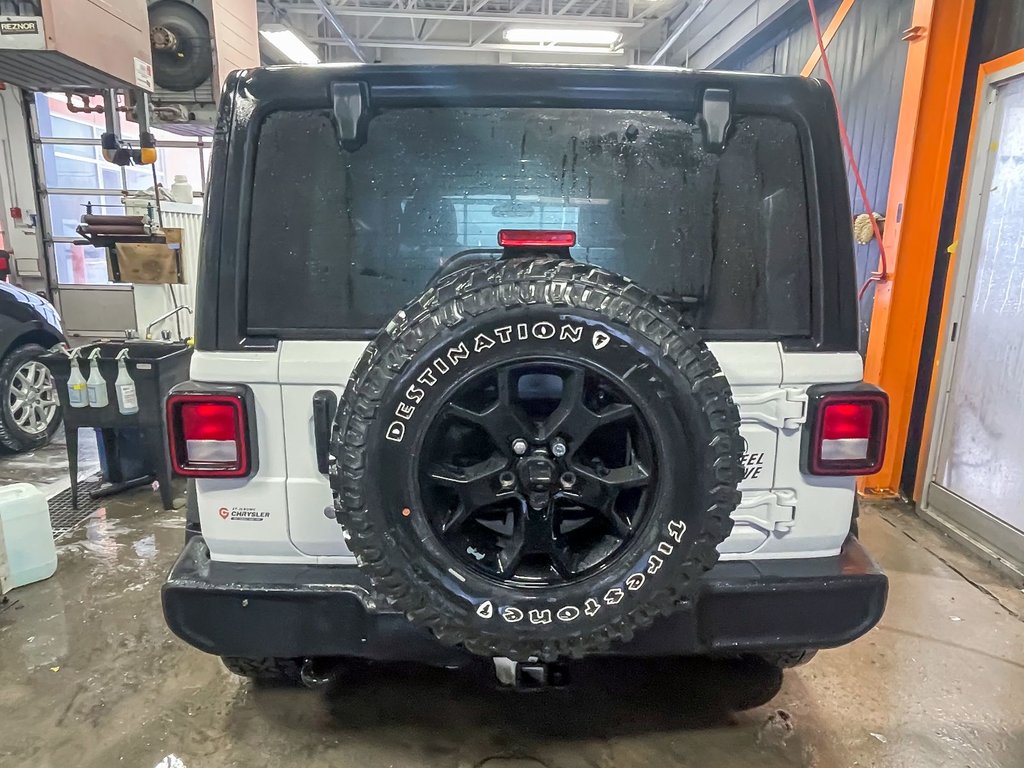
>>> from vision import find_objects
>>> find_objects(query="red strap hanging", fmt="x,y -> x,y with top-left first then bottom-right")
806,0 -> 889,300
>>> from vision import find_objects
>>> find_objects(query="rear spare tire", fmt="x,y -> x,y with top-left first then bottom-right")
331,258 -> 743,660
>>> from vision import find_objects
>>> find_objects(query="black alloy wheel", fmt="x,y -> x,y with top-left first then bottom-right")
419,360 -> 655,586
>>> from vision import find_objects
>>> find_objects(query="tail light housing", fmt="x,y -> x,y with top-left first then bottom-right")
803,386 -> 888,476
167,392 -> 252,477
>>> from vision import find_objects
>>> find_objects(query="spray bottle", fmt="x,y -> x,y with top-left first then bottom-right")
113,348 -> 139,415
66,348 -> 88,408
86,347 -> 109,408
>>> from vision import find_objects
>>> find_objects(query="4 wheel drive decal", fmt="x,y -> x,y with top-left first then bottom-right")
475,519 -> 688,625
386,321 -> 606,443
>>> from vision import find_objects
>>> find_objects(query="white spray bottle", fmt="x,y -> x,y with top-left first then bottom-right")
66,348 -> 88,408
114,348 -> 139,415
86,347 -> 109,408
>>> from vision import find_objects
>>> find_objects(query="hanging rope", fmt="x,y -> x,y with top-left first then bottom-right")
806,0 -> 889,301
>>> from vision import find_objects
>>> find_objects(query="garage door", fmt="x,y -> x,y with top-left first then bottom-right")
923,63 -> 1024,569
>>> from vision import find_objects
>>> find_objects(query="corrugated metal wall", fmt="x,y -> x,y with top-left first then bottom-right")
732,0 -> 914,344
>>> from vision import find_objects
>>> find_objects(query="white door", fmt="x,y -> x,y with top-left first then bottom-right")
279,340 -> 365,559
924,68 -> 1024,567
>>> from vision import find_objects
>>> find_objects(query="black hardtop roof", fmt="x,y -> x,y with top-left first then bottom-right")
229,63 -> 832,118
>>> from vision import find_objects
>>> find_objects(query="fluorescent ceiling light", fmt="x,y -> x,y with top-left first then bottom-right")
503,27 -> 622,46
260,25 -> 320,65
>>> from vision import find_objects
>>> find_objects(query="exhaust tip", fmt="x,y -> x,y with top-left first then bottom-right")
300,657 -> 340,689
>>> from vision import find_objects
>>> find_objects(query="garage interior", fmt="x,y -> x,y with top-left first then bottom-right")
1,1 -> 1023,766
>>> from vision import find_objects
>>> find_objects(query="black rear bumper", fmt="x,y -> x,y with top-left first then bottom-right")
162,536 -> 887,663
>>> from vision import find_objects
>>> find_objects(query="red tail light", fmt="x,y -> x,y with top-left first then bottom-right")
807,391 -> 888,476
167,394 -> 250,477
498,229 -> 576,248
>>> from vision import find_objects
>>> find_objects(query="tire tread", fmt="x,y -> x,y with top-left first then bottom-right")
331,258 -> 742,660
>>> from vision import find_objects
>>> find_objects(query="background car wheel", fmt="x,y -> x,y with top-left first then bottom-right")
0,343 -> 62,454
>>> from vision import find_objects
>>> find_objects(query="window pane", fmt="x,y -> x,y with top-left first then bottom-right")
157,147 -> 203,200
48,194 -> 124,238
35,92 -> 106,140
247,108 -> 811,336
53,242 -> 110,285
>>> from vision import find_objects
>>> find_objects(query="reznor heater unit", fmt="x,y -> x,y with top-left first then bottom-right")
0,0 -> 153,91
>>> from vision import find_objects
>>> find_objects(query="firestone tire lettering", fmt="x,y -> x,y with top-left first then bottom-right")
501,607 -> 524,623
668,520 -> 687,542
603,588 -> 625,605
331,258 -> 742,661
556,606 -> 581,622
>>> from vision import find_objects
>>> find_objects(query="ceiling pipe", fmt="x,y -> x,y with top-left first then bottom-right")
647,0 -> 713,66
311,0 -> 368,62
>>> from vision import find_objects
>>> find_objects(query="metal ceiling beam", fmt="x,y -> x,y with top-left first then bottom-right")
311,0 -> 369,60
612,0 -> 687,53
315,37 -> 628,53
472,21 -> 506,44
419,17 -> 445,39
271,4 -> 646,25
647,0 -> 712,64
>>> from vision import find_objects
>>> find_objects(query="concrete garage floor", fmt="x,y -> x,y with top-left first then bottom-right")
2,476 -> 1023,767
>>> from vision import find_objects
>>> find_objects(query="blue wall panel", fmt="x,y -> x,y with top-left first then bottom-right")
731,0 -> 914,343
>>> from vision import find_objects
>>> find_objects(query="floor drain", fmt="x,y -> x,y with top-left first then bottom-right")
47,474 -> 104,540
476,759 -> 548,768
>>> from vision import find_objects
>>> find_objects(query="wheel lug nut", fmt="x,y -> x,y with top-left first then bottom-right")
511,438 -> 528,456
551,438 -> 567,457
560,471 -> 576,489
499,471 -> 517,489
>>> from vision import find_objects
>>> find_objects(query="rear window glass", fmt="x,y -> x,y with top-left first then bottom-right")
246,107 -> 812,337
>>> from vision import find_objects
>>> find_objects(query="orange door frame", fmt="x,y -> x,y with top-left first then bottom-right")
914,46 -> 1024,501
860,0 -> 976,495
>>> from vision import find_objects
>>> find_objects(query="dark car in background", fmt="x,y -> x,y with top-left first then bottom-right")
0,281 -> 64,452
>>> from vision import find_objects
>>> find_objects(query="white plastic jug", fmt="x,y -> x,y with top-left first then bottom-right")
0,483 -> 57,593
171,174 -> 194,204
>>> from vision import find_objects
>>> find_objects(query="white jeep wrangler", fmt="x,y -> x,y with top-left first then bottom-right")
162,64 -> 888,687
